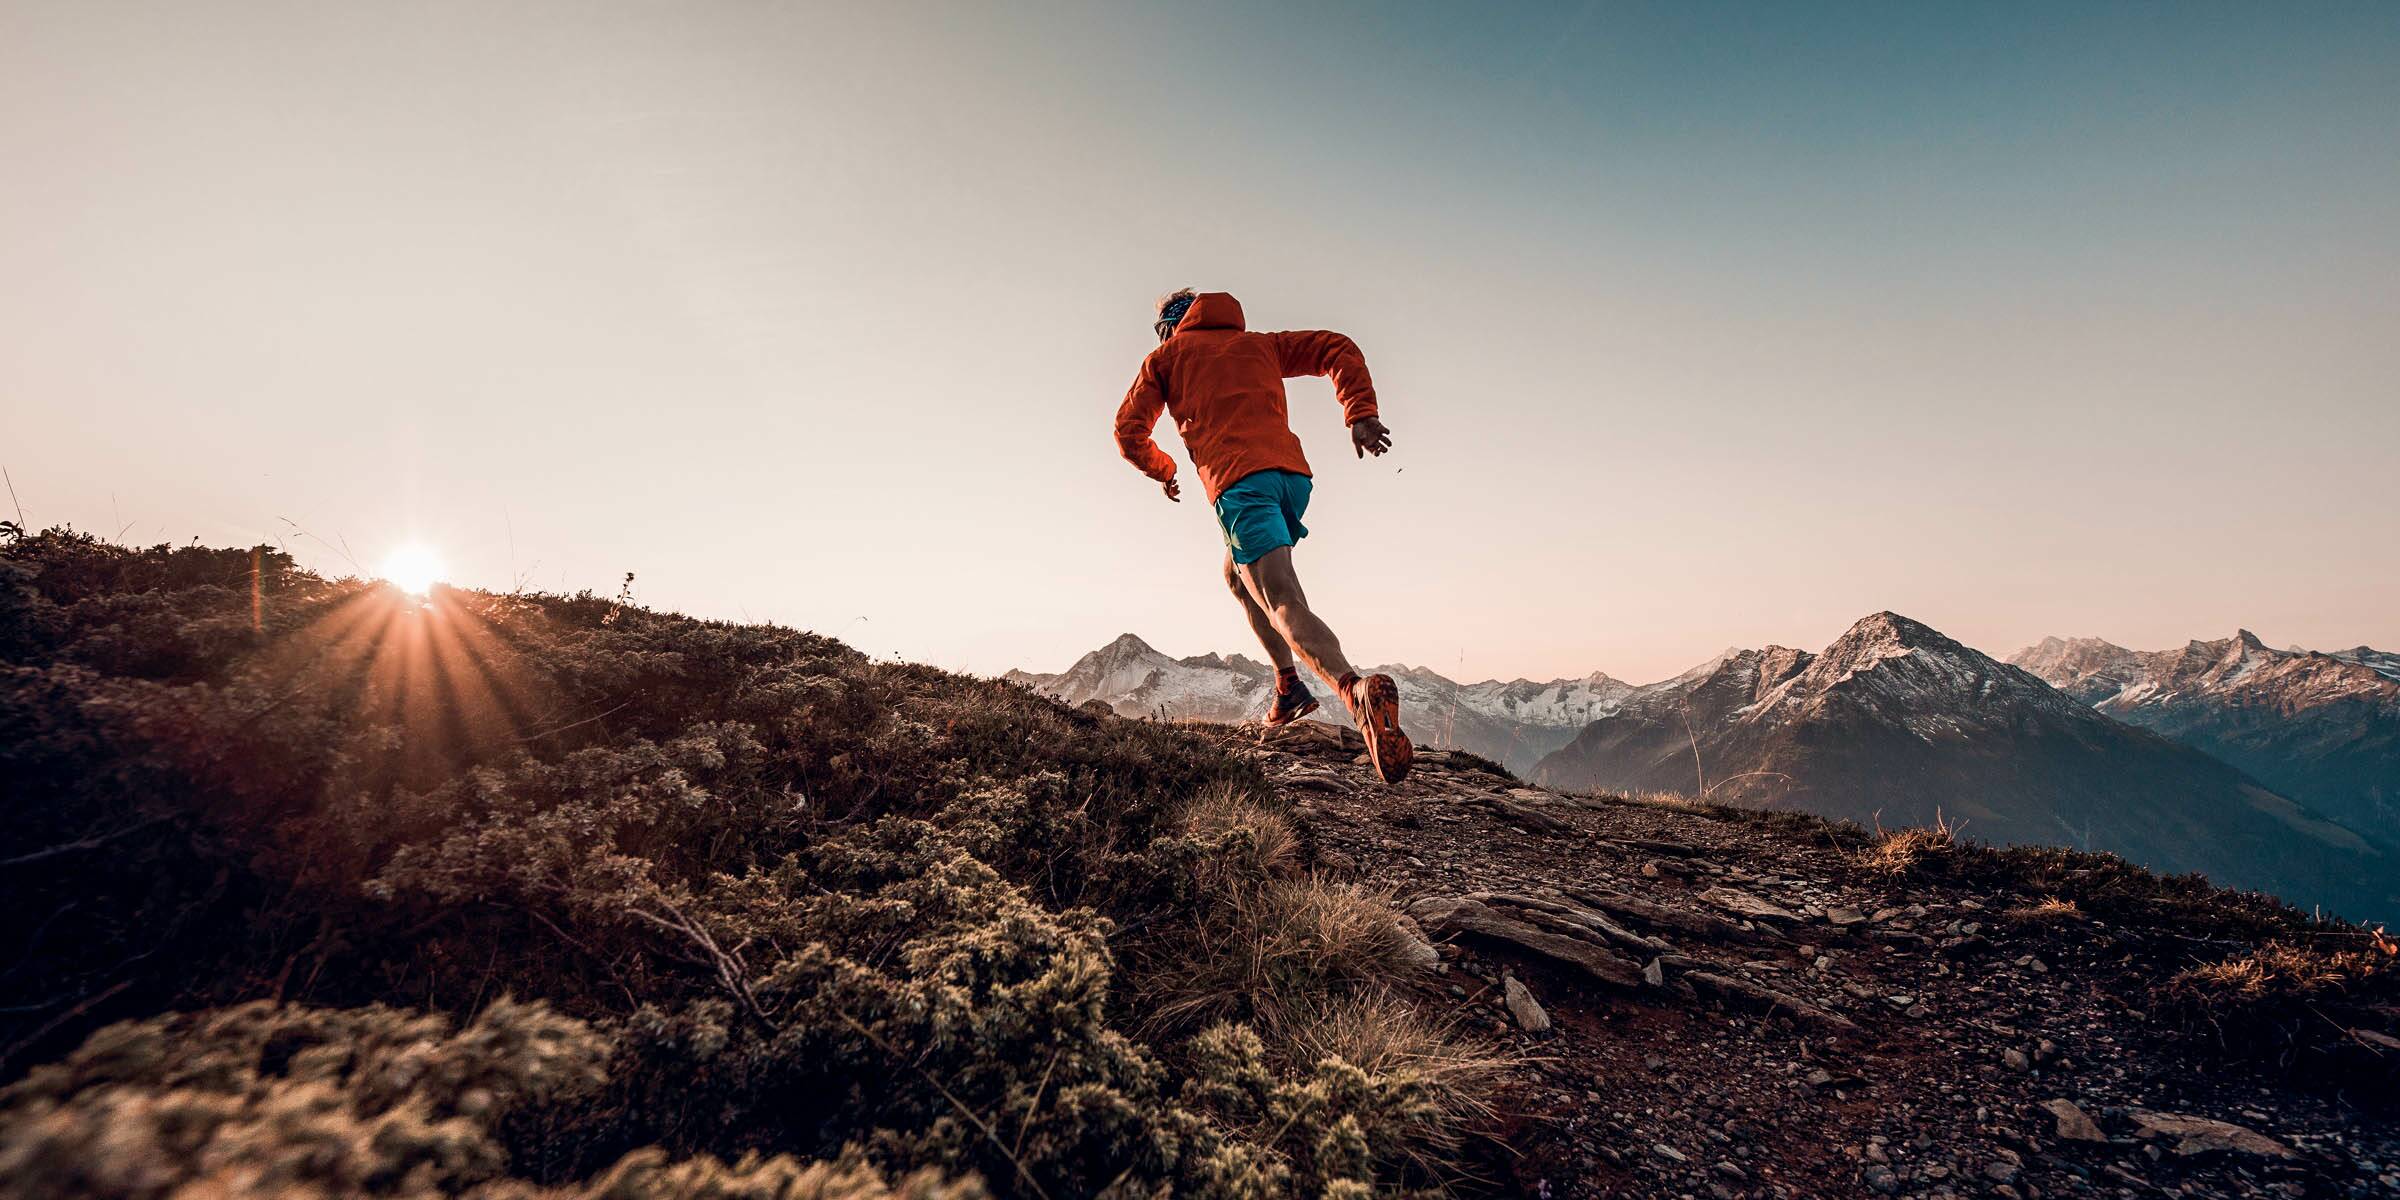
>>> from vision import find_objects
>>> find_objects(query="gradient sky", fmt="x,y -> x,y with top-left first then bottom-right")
5,1 -> 2396,683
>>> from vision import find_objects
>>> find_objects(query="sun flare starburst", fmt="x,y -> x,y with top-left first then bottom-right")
380,542 -> 447,595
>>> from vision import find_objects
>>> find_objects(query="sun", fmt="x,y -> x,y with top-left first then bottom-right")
380,542 -> 447,596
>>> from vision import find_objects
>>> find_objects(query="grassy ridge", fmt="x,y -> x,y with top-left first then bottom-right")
0,530 -> 1493,1198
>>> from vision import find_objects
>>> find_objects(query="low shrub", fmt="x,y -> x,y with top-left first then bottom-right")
0,530 -> 1499,1196
0,998 -> 609,1198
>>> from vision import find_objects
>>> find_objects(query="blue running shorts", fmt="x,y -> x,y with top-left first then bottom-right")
1212,469 -> 1312,565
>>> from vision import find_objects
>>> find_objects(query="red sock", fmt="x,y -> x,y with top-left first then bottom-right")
1276,666 -> 1302,695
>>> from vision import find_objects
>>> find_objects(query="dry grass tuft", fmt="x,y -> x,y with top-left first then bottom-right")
1859,818 -> 1964,878
2168,934 -> 2392,1005
2157,929 -> 2398,1086
1177,780 -> 1300,884
1619,789 -> 1712,814
2003,896 -> 2087,926
1270,991 -> 1509,1163
1274,991 -> 1507,1101
1142,877 -> 1416,1033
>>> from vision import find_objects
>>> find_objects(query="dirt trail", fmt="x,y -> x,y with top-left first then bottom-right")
1221,722 -> 2398,1199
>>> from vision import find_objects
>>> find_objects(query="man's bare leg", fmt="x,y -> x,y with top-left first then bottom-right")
1234,547 -> 1356,689
1238,546 -> 1409,782
1222,555 -> 1296,672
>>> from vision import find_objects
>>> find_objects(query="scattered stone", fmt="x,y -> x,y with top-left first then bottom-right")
1389,932 -> 1443,983
1825,905 -> 1868,926
1653,1144 -> 1689,1163
1503,973 -> 1552,1032
2039,1098 -> 2106,1143
1643,957 -> 1666,986
2002,1048 -> 2031,1072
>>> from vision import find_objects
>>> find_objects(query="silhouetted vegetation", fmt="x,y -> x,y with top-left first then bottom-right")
0,529 -> 1494,1197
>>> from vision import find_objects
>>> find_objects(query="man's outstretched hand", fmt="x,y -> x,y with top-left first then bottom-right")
1351,416 -> 1393,458
1162,478 -> 1182,503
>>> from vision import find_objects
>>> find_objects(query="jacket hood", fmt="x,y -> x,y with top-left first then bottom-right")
1177,292 -> 1246,333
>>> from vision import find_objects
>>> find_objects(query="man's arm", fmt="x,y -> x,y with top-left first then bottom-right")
1114,356 -> 1182,499
1269,330 -> 1389,458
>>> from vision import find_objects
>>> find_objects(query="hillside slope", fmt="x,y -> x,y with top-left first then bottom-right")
4,534 -> 2394,1198
1241,721 -> 2398,1198
1535,614 -> 2399,924
0,531 -> 1496,1197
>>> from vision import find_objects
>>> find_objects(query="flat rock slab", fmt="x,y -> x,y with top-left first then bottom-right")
2129,1110 -> 2296,1159
1410,896 -> 1646,988
1479,795 -> 1575,834
1562,887 -> 1765,945
1472,893 -> 1674,956
1685,970 -> 1863,1039
1698,886 -> 1801,923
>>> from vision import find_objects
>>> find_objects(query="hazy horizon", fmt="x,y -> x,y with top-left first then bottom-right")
7,1 -> 2396,684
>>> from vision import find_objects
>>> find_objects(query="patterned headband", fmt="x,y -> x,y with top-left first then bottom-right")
1158,294 -> 1195,328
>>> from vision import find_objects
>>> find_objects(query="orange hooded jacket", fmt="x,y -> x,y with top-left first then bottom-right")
1114,292 -> 1379,503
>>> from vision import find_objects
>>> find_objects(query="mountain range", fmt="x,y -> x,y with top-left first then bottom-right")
1012,619 -> 2400,922
2009,631 -> 2400,834
1003,632 -> 1654,773
1532,613 -> 2395,921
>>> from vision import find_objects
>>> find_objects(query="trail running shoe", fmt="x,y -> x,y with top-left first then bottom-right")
1345,673 -> 1413,785
1262,685 -> 1320,730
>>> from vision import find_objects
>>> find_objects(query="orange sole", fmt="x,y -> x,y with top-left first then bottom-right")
1354,674 -> 1413,784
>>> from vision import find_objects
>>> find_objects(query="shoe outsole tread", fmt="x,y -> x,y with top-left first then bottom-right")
1350,673 -> 1413,785
1260,694 -> 1320,731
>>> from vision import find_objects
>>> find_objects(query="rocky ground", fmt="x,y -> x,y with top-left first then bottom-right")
1213,722 -> 2400,1200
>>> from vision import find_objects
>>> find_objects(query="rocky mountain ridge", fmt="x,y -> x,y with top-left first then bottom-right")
2009,632 -> 2400,832
1006,633 -> 1644,772
1534,614 -> 2399,924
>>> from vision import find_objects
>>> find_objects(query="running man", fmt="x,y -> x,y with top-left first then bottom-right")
1114,289 -> 1413,784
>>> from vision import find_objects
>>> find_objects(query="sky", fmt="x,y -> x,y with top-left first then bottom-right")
4,1 -> 2396,684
